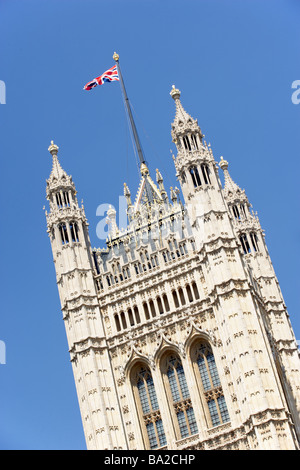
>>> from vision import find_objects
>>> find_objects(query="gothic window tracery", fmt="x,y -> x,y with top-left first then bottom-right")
162,354 -> 198,439
192,342 -> 230,427
132,365 -> 167,449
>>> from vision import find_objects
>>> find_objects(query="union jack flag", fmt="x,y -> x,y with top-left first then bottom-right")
83,65 -> 119,91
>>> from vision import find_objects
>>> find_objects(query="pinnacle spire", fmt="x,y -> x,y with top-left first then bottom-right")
219,157 -> 243,198
46,140 -> 75,200
48,140 -> 68,181
170,85 -> 196,127
170,86 -> 203,148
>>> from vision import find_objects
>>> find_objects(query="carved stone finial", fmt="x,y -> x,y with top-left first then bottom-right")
170,84 -> 181,100
219,156 -> 229,170
48,140 -> 59,156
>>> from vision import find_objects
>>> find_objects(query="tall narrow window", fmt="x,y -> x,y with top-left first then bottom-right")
143,302 -> 150,320
239,233 -> 251,254
163,354 -> 198,439
183,136 -> 192,151
69,222 -> 79,242
190,166 -> 201,188
172,290 -> 179,308
178,287 -> 186,305
56,192 -> 63,208
128,308 -> 135,327
157,296 -> 164,314
232,205 -> 240,219
186,284 -> 193,302
120,311 -> 127,329
163,294 -> 170,312
193,342 -> 230,427
192,281 -> 200,300
114,314 -> 121,332
134,306 -> 141,324
191,134 -> 199,150
250,232 -> 259,252
149,300 -> 156,317
201,164 -> 211,184
240,204 -> 247,218
133,365 -> 167,449
63,191 -> 70,206
58,223 -> 69,245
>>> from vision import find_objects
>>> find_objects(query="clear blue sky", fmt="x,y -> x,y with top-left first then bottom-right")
0,0 -> 299,450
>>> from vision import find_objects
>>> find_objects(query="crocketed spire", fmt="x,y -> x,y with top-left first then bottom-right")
170,86 -> 203,148
46,140 -> 75,198
219,157 -> 243,199
48,141 -> 68,181
170,86 -> 196,126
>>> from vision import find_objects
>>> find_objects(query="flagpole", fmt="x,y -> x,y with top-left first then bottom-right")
113,52 -> 146,167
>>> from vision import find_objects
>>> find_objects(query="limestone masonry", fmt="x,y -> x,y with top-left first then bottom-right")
45,86 -> 300,450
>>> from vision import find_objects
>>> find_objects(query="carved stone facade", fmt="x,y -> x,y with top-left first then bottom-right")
45,87 -> 300,450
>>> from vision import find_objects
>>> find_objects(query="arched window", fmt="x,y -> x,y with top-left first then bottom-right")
162,354 -> 198,439
58,223 -> 69,245
69,222 -> 79,242
120,311 -> 127,329
163,294 -> 170,312
157,296 -> 164,314
63,191 -> 70,206
190,166 -> 201,188
239,233 -> 251,254
172,290 -> 179,308
250,232 -> 259,252
232,205 -> 240,219
56,192 -> 63,208
183,135 -> 192,151
128,308 -> 135,327
192,281 -> 200,300
134,306 -> 141,324
192,342 -> 230,427
186,284 -> 193,302
191,134 -> 198,150
143,302 -> 150,320
114,314 -> 121,332
132,365 -> 167,449
201,164 -> 211,184
149,300 -> 156,317
240,204 -> 247,218
178,287 -> 186,305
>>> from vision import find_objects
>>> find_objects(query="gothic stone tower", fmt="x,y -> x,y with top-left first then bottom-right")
45,87 -> 300,450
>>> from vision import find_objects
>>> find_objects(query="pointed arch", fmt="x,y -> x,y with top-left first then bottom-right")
131,362 -> 167,449
190,339 -> 230,428
160,351 -> 198,439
